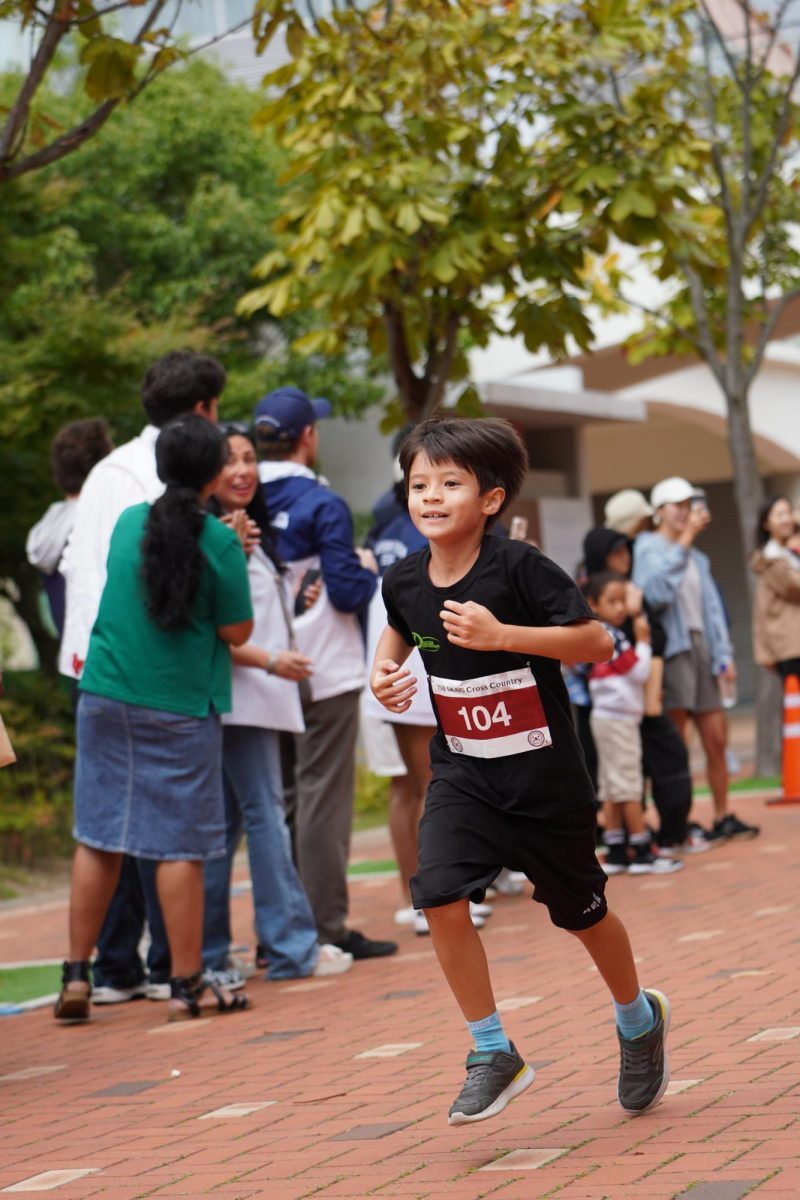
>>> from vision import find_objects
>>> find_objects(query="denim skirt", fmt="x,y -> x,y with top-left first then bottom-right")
74,692 -> 225,861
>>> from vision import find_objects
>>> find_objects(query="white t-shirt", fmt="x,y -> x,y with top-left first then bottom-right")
58,426 -> 162,678
224,547 -> 304,734
678,555 -> 704,633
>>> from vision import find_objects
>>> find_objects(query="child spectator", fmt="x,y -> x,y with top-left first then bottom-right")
584,572 -> 683,877
26,419 -> 113,636
372,417 -> 672,1125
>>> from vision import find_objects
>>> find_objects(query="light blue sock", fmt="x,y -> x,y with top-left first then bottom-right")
614,990 -> 655,1040
468,1010 -> 511,1053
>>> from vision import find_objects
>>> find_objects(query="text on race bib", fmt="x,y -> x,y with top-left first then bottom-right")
430,667 -> 552,759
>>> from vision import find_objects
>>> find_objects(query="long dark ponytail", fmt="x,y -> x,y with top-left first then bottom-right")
141,415 -> 228,631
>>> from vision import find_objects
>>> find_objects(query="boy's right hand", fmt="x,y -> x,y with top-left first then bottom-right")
371,659 -> 417,713
633,613 -> 651,643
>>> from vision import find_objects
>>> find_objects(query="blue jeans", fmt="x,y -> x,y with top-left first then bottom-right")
93,856 -> 171,988
202,725 -> 319,980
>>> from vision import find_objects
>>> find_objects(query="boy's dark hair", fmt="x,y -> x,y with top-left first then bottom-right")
141,351 -> 226,428
255,430 -> 301,461
51,418 -> 113,495
141,416 -> 228,631
582,570 -> 626,605
398,417 -> 528,523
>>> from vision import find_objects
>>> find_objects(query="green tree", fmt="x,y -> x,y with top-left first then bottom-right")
0,59 -> 380,656
239,0 -> 696,425
0,0 -> 253,184
604,2 -> 800,773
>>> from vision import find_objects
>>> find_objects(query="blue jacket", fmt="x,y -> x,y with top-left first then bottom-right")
260,465 -> 376,615
632,531 -> 732,673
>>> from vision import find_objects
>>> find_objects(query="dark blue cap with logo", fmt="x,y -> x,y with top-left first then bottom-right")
253,386 -> 332,443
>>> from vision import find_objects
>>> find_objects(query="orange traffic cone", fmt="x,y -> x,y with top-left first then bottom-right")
768,674 -> 800,805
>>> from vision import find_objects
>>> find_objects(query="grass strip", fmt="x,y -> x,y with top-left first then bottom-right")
0,963 -> 61,1006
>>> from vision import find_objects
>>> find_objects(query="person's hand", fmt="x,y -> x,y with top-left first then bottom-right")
440,599 -> 505,650
356,547 -> 379,574
272,651 -> 313,682
679,505 -> 711,547
719,660 -> 737,682
624,582 -> 643,617
220,510 -> 260,555
371,659 -> 417,713
303,577 -> 322,610
633,613 -> 651,643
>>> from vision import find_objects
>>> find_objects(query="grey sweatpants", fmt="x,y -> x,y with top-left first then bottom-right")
282,688 -> 360,944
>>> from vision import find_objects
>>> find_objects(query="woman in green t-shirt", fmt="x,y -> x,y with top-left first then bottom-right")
56,416 -> 254,1024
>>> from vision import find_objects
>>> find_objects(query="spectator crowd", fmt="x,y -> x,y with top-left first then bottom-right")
23,349 -> 800,1027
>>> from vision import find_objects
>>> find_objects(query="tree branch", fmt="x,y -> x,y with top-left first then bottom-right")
420,311 -> 460,420
383,301 -> 424,419
745,44 -> 800,235
745,285 -> 800,387
0,99 -> 119,183
0,9 -> 68,173
0,0 -> 175,185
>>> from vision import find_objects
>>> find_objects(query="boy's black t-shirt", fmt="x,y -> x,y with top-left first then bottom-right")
382,535 -> 597,817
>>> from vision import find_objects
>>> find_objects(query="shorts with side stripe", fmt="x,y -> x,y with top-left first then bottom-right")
410,792 -> 607,931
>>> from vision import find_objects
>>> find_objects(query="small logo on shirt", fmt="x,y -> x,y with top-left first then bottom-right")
450,737 -> 463,753
413,632 -> 440,652
527,730 -> 545,747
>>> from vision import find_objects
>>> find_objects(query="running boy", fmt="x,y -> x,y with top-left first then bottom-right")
584,572 -> 683,877
371,418 -> 671,1124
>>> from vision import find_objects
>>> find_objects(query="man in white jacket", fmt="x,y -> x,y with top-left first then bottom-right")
59,351 -> 226,1002
255,387 -> 397,960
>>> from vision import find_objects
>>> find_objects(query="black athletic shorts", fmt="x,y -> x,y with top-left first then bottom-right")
410,794 -> 608,931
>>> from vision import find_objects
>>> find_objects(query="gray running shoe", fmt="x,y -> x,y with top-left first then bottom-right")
617,989 -> 671,1115
447,1043 -> 535,1126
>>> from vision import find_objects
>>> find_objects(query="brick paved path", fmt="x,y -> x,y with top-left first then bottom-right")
2,794 -> 799,1200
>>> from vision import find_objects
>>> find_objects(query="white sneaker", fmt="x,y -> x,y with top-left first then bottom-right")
91,982 -> 147,1005
628,855 -> 685,875
203,966 -> 246,991
414,908 -> 484,935
470,900 -> 493,919
493,868 -> 527,896
144,980 -> 171,1001
394,906 -> 417,927
311,944 -> 354,977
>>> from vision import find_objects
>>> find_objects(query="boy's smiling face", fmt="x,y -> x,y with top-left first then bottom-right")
407,452 -> 504,544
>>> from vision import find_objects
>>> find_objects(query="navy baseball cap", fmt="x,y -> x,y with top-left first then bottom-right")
253,386 -> 332,442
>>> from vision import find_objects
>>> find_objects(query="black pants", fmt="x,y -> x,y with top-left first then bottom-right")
576,705 -> 691,845
93,856 -> 171,989
641,714 -> 692,846
777,658 -> 800,681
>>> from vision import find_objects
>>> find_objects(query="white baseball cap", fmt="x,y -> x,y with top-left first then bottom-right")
650,476 -> 702,510
604,489 -> 654,535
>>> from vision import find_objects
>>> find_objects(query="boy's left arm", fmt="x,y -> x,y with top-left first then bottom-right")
440,600 -> 613,663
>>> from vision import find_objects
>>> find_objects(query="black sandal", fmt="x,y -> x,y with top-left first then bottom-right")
168,969 -> 252,1022
54,960 -> 91,1022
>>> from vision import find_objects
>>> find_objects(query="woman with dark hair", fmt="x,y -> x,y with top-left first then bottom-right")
751,496 -> 800,681
55,415 -> 254,1023
201,425 -> 353,984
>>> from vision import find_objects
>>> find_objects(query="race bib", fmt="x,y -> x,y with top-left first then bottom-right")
430,667 -> 552,759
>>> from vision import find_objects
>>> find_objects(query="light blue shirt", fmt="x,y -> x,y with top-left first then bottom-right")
632,531 -> 733,674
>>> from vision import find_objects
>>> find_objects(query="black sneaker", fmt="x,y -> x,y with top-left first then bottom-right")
603,845 -> 629,876
617,989 -> 670,1115
332,929 -> 398,959
447,1043 -> 535,1125
711,813 -> 760,841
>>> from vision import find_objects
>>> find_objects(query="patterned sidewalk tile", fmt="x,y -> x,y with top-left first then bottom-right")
2,796 -> 800,1197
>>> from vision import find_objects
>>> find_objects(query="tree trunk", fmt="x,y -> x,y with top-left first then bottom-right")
723,386 -> 773,778
723,387 -> 764,580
